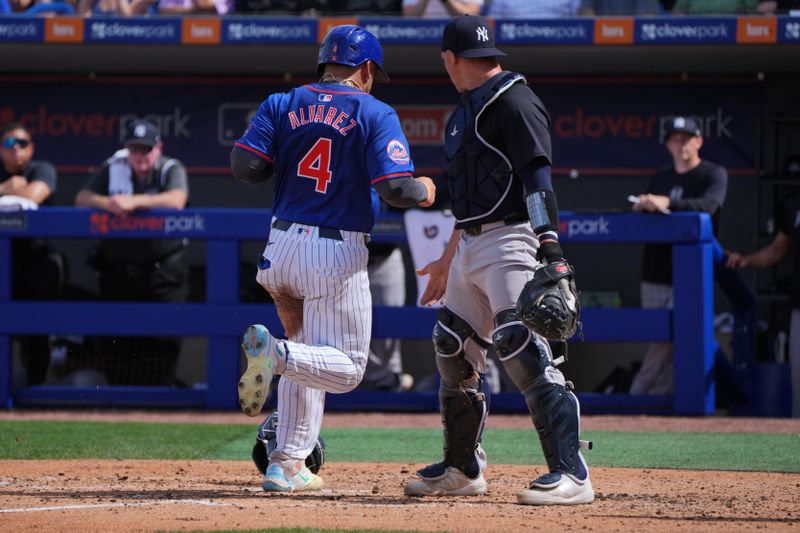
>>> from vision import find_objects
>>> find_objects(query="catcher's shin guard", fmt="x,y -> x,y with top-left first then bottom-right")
429,307 -> 490,479
498,326 -> 587,478
525,379 -> 586,478
438,382 -> 487,479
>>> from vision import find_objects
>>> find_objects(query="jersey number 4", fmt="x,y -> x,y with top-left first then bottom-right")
297,137 -> 332,194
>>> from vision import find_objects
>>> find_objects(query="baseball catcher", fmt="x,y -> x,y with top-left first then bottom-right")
252,412 -> 325,476
516,260 -> 580,341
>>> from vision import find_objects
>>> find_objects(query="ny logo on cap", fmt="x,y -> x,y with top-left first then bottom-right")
673,117 -> 685,128
134,124 -> 147,138
476,26 -> 488,42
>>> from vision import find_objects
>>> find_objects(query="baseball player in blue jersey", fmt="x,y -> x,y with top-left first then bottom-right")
230,25 -> 435,493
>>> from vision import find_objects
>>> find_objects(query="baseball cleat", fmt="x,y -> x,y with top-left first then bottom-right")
404,466 -> 487,497
517,471 -> 594,505
238,324 -> 282,417
262,461 -> 324,492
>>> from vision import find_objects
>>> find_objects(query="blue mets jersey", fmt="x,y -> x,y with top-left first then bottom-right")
236,83 -> 414,233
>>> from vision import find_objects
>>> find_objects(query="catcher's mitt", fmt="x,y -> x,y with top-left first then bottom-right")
252,412 -> 325,475
515,261 -> 580,341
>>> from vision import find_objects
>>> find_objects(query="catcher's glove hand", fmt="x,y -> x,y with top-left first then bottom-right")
516,260 -> 580,341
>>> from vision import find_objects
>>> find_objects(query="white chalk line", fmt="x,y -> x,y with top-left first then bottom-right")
0,498 -> 232,513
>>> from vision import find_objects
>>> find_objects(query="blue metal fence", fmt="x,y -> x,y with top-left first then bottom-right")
0,208 -> 715,414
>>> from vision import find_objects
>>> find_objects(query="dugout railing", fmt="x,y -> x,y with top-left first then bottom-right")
0,208 -> 716,415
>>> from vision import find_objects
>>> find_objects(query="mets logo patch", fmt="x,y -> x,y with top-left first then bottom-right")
386,140 -> 410,165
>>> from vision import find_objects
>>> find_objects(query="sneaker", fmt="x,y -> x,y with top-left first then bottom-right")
262,461 -> 324,492
404,464 -> 487,497
238,324 -> 282,417
517,471 -> 594,505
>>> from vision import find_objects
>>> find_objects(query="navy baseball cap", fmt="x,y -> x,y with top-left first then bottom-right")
442,15 -> 506,58
123,120 -> 161,147
665,116 -> 702,137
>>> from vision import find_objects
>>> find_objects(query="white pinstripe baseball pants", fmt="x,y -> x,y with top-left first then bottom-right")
256,218 -> 371,462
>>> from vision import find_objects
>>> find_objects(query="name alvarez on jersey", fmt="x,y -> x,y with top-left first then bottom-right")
288,103 -> 358,136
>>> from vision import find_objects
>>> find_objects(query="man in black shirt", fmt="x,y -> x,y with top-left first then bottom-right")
404,15 -> 593,505
727,195 -> 800,417
1,122 -> 63,385
630,116 -> 728,395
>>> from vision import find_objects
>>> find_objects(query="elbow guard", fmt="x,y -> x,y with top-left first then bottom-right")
230,147 -> 272,184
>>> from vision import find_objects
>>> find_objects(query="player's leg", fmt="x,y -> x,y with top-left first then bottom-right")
405,244 -> 493,497
265,232 -> 370,491
362,247 -> 410,390
262,377 -> 325,492
494,310 -> 593,505
482,225 -> 593,505
629,281 -> 674,394
279,233 -> 371,392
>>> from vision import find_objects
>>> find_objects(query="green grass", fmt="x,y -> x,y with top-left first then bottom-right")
1,421 -> 798,473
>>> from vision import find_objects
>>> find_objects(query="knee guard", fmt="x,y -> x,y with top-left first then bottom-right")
433,307 -> 490,359
494,309 -> 589,478
431,308 -> 489,479
433,307 -> 490,387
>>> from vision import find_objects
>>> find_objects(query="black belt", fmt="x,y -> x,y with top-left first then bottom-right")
462,216 -> 527,237
272,218 -> 343,241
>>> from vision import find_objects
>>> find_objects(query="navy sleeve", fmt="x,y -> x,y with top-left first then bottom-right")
493,84 -> 552,172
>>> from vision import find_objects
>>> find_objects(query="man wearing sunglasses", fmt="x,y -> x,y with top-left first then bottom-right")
1,122 -> 63,385
0,122 -> 56,207
75,120 -> 190,387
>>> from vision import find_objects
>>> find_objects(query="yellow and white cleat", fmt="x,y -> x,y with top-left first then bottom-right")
238,324 -> 282,417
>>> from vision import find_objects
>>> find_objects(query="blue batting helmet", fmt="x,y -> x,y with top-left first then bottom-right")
317,25 -> 389,83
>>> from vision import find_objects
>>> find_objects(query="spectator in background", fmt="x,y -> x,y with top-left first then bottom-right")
629,116 -> 728,396
76,0 -> 153,15
9,0 -> 34,12
233,0 -> 320,14
660,0 -> 677,11
487,0 -> 579,17
1,123 -> 65,386
757,0 -> 800,13
672,0 -> 758,14
75,120 -> 189,386
726,195 -> 799,417
157,0 -> 232,14
403,0 -> 483,17
325,0 -> 401,14
579,0 -> 660,15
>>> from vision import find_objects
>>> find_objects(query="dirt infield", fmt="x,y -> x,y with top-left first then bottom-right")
1,412 -> 799,532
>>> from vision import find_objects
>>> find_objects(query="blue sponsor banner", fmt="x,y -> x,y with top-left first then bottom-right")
778,16 -> 800,43
635,17 -> 736,44
221,18 -> 316,44
0,76 -> 759,175
0,17 -> 43,43
84,18 -> 181,44
495,19 -> 593,45
359,19 -> 444,45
